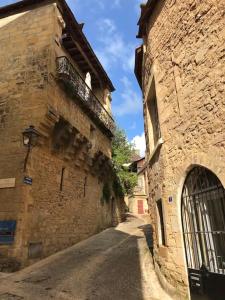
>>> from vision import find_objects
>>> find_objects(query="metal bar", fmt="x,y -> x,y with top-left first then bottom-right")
183,186 -> 199,269
210,189 -> 222,272
188,194 -> 201,269
182,167 -> 225,276
201,190 -> 216,272
56,56 -> 115,135
218,190 -> 225,274
182,184 -> 223,198
189,172 -> 202,269
57,56 -> 114,122
198,194 -> 211,271
182,197 -> 194,269
184,205 -> 196,268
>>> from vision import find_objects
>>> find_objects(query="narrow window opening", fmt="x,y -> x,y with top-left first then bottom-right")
84,176 -> 87,197
85,72 -> 92,90
60,167 -> 65,191
90,125 -> 96,149
147,78 -> 161,152
157,199 -> 166,246
90,125 -> 95,139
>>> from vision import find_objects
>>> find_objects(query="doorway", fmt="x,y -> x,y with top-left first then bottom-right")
138,200 -> 144,214
181,166 -> 225,300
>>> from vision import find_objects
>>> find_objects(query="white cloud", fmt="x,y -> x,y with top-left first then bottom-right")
94,0 -> 122,9
130,121 -> 137,130
131,132 -> 146,157
111,0 -> 121,8
127,52 -> 135,72
95,18 -> 135,72
69,0 -> 124,12
68,0 -> 146,16
98,18 -> 116,33
113,76 -> 142,117
68,0 -> 142,72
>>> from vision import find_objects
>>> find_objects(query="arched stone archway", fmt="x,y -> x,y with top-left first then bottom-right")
181,166 -> 225,300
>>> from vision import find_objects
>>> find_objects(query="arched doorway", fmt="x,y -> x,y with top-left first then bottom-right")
181,166 -> 225,300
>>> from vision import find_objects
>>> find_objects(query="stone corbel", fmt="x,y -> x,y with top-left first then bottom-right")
63,128 -> 80,160
37,106 -> 60,146
91,151 -> 111,179
52,121 -> 73,152
37,108 -> 94,170
73,137 -> 92,167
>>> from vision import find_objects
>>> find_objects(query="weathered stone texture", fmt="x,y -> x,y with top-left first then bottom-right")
142,0 -> 225,298
0,4 -> 123,268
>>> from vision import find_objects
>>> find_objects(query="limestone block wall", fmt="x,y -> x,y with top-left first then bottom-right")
0,4 -> 122,268
24,147 -> 115,262
143,0 -> 225,298
0,4 -> 55,263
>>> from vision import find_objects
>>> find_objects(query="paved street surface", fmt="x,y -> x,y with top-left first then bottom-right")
0,215 -> 171,300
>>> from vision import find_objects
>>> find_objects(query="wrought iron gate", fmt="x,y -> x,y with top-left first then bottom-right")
182,167 -> 225,300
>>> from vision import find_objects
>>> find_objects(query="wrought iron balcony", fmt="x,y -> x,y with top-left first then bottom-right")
56,56 -> 115,137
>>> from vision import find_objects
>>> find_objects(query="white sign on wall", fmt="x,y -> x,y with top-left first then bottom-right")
0,178 -> 16,189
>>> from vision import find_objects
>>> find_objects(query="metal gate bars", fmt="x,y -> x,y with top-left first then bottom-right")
182,166 -> 225,275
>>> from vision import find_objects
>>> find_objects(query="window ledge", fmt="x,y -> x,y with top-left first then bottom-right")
148,137 -> 164,164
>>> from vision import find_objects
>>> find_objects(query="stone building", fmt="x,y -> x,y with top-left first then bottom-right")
135,0 -> 225,299
0,0 -> 123,270
128,157 -> 148,215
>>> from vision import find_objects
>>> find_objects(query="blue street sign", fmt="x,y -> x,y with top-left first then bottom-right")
24,177 -> 33,185
0,220 -> 16,244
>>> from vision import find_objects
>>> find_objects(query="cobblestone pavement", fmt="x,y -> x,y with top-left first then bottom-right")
0,215 -> 171,300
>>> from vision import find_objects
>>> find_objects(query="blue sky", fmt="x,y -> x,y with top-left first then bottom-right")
1,0 -> 146,155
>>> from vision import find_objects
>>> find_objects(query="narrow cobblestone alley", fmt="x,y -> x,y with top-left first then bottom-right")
0,215 -> 171,300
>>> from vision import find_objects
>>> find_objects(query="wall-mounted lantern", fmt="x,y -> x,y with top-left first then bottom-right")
22,125 -> 40,172
22,125 -> 40,147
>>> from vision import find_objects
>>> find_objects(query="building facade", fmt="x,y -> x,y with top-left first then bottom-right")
128,157 -> 148,215
136,0 -> 225,299
0,0 -> 124,270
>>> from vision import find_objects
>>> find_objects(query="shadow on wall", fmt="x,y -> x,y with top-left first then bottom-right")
138,224 -> 154,257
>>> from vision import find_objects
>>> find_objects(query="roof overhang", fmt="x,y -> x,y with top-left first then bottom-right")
129,156 -> 146,173
0,0 -> 115,92
134,45 -> 144,89
137,163 -> 147,175
137,0 -> 158,38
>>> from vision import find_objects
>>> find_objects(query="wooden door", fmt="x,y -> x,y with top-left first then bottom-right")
138,200 -> 144,214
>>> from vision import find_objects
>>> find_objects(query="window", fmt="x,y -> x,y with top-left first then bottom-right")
157,199 -> 166,246
146,78 -> 161,152
90,125 -> 96,149
60,167 -> 65,191
0,221 -> 16,244
138,177 -> 143,188
90,124 -> 95,139
85,72 -> 92,90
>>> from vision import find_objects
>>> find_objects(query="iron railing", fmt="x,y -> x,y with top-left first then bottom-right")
56,56 -> 115,136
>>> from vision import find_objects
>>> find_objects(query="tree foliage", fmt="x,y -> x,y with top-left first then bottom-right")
112,127 -> 137,196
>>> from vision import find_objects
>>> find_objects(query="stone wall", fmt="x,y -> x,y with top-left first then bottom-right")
142,0 -> 225,298
0,4 -> 54,264
0,4 -> 124,268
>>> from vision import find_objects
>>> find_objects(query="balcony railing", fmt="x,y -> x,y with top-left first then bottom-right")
56,56 -> 115,137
